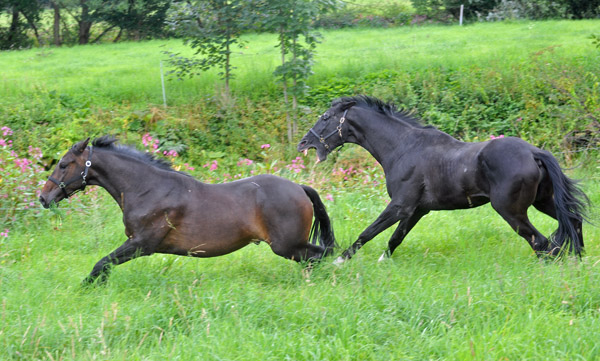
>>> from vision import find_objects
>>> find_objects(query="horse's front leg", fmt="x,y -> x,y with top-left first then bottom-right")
82,236 -> 153,285
336,202 -> 414,263
378,209 -> 429,262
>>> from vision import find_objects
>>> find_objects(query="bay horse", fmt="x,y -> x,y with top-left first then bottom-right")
297,95 -> 589,263
40,136 -> 336,284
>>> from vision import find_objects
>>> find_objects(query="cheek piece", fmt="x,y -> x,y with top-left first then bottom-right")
308,109 -> 348,151
47,146 -> 93,199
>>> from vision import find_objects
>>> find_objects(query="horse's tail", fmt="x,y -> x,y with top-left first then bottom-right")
301,185 -> 337,257
535,150 -> 589,257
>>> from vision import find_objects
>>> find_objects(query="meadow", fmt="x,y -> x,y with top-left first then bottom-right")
1,19 -> 600,360
1,20 -> 598,107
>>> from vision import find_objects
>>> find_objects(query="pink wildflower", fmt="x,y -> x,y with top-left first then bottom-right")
490,134 -> 505,140
237,158 -> 253,166
325,194 -> 334,202
1,127 -> 12,136
0,229 -> 8,237
260,144 -> 270,149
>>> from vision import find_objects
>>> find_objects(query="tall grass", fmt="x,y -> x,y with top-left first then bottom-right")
0,169 -> 598,360
1,20 -> 598,107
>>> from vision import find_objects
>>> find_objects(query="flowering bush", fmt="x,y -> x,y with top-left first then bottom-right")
0,127 -> 46,236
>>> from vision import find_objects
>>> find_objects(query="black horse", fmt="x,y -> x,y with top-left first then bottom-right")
40,136 -> 336,284
298,95 -> 589,263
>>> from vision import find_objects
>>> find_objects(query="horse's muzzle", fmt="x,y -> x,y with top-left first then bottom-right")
39,195 -> 51,209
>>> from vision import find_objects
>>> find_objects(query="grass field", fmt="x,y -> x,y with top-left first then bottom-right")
1,19 -> 600,360
1,20 -> 598,107
1,167 -> 599,360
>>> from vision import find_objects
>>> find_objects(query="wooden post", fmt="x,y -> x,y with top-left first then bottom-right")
459,4 -> 464,26
160,61 -> 167,108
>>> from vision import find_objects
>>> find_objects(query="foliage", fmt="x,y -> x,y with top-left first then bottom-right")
485,0 -> 569,21
0,0 -> 40,49
259,0 -> 334,142
410,0 -> 600,21
314,0 -> 414,28
93,0 -> 172,40
410,0 -> 499,21
0,126 -> 45,231
592,33 -> 600,49
165,0 -> 253,92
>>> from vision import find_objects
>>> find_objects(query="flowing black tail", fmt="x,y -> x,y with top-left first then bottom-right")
535,151 -> 590,257
301,185 -> 337,257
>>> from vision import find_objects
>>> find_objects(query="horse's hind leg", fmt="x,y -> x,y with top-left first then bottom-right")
270,240 -> 326,263
490,178 -> 549,254
533,195 -> 584,253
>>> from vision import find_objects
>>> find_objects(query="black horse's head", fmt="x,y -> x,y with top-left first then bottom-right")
39,137 -> 92,208
297,98 -> 356,163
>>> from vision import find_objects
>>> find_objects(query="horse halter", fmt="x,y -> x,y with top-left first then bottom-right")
309,109 -> 348,150
48,146 -> 93,199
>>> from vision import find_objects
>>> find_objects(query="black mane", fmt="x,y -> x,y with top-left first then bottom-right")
91,135 -> 176,172
334,95 -> 432,129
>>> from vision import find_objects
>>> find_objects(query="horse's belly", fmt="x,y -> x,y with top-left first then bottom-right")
426,192 -> 489,210
156,230 -> 255,257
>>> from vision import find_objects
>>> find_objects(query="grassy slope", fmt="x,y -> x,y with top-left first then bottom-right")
1,20 -> 598,107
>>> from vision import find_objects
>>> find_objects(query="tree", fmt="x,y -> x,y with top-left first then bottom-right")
0,0 -> 43,49
259,0 -> 335,142
93,0 -> 171,43
165,0 -> 252,94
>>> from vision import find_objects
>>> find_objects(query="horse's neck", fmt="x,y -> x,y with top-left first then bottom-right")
347,110 -> 415,167
88,150 -> 168,205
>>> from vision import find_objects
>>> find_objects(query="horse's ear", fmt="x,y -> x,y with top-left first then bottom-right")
74,137 -> 90,154
341,101 -> 356,111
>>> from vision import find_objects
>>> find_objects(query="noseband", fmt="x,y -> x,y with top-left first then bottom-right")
309,109 -> 348,150
48,146 -> 93,199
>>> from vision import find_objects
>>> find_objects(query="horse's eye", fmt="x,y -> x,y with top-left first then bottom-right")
59,162 -> 67,169
321,113 -> 330,121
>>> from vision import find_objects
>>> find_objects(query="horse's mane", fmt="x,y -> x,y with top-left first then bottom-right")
91,135 -> 177,172
333,95 -> 433,129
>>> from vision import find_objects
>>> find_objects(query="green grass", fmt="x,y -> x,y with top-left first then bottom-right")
1,20 -> 598,107
1,20 -> 600,360
1,167 -> 599,360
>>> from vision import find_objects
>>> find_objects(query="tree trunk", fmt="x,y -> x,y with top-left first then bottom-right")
52,1 -> 61,46
225,38 -> 231,95
280,26 -> 291,143
20,11 -> 42,45
92,25 -> 117,43
7,8 -> 20,47
78,0 -> 92,44
291,37 -> 298,136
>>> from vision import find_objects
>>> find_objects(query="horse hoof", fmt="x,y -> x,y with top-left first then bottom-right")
333,256 -> 346,266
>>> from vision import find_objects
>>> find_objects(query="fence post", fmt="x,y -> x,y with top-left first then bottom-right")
459,4 -> 464,26
160,61 -> 167,108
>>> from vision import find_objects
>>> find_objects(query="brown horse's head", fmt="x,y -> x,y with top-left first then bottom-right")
39,137 -> 91,208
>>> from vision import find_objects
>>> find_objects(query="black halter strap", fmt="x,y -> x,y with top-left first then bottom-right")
48,146 -> 93,199
309,109 -> 348,150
